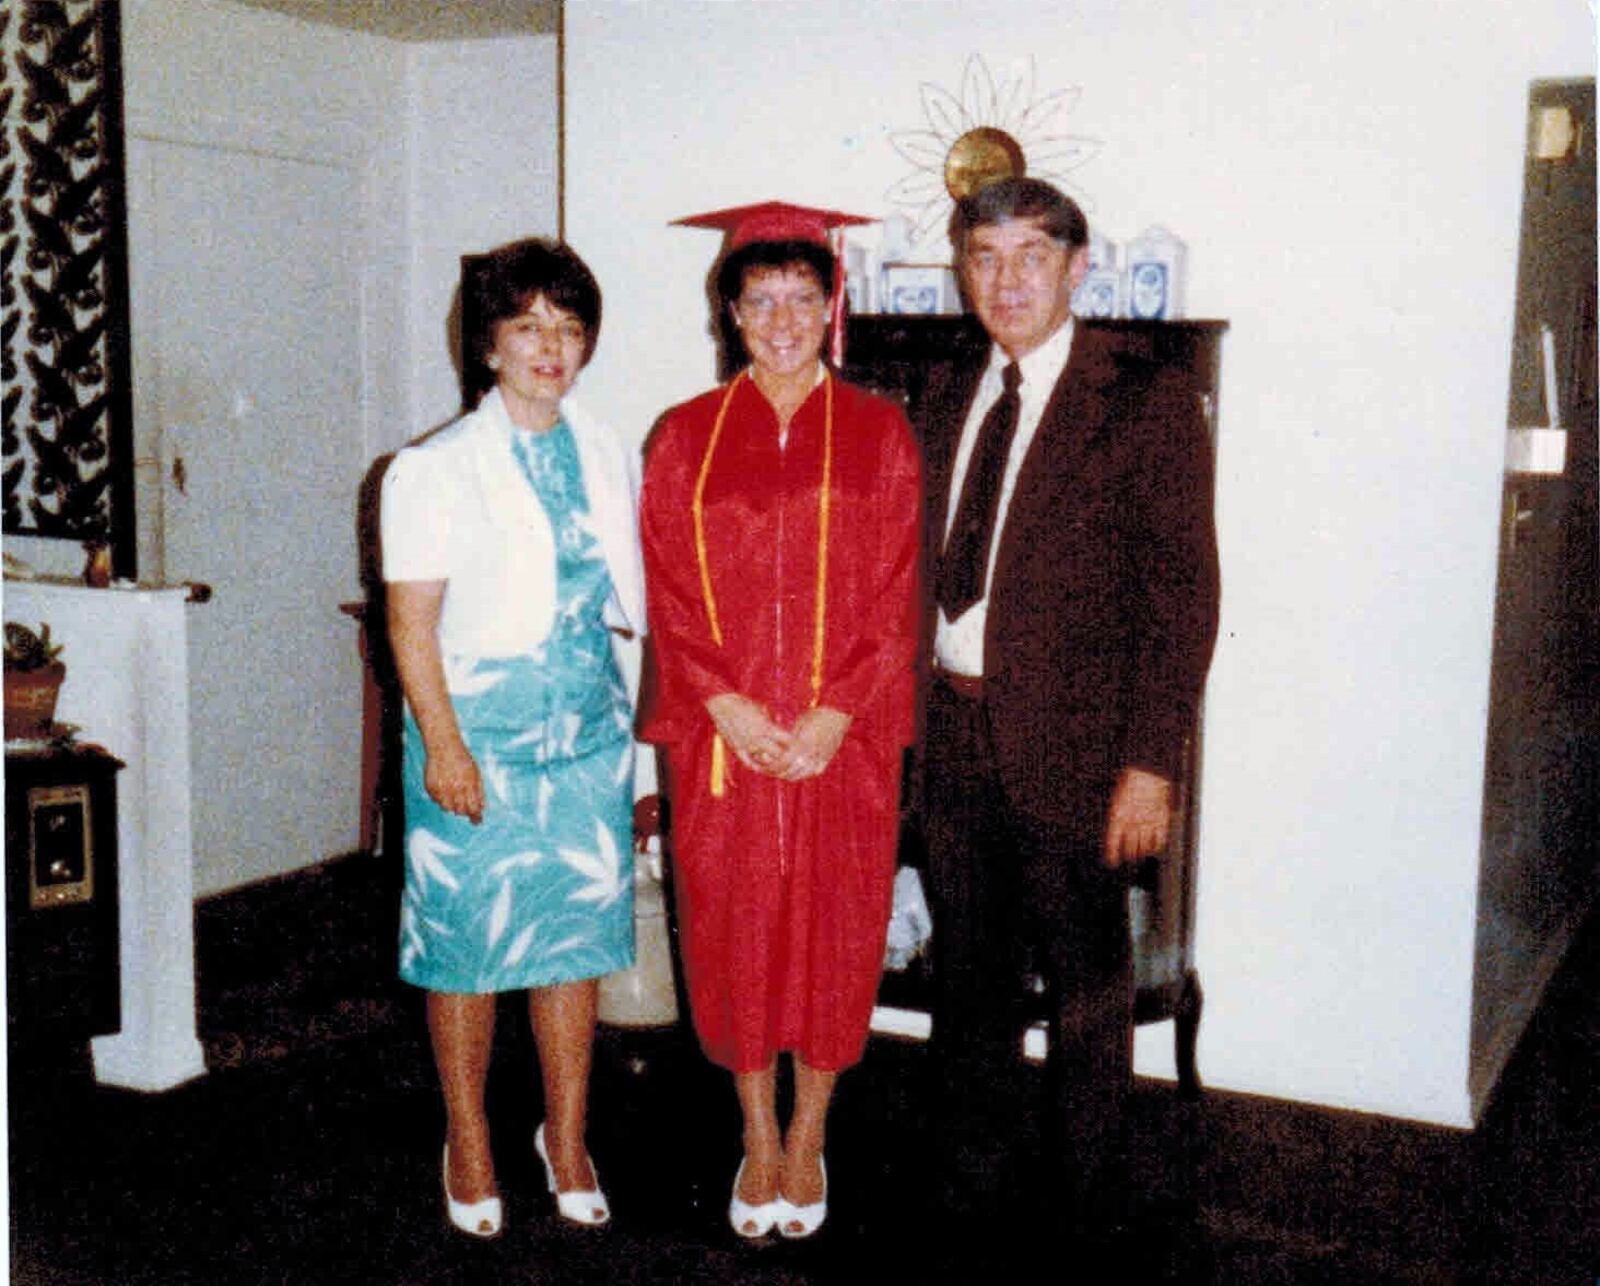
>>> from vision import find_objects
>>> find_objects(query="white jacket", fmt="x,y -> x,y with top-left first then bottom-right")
380,387 -> 646,658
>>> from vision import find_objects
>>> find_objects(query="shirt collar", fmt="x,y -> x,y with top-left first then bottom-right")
985,316 -> 1075,397
479,385 -> 516,449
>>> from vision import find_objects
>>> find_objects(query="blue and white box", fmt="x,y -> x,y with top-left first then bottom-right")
1124,226 -> 1186,320
1072,231 -> 1121,318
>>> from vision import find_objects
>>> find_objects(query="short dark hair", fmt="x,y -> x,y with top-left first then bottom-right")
714,239 -> 836,309
466,237 -> 603,368
948,178 -> 1089,262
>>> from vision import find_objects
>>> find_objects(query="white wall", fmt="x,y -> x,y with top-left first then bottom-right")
120,0 -> 406,896
566,0 -> 1595,1124
123,0 -> 411,479
400,36 -> 560,441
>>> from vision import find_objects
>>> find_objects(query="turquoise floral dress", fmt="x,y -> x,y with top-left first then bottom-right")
398,421 -> 635,993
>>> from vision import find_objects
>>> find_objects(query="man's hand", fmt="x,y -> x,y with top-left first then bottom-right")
771,706 -> 852,780
1103,767 -> 1171,867
705,692 -> 794,773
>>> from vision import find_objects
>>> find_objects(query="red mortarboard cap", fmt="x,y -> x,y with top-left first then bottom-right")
674,200 -> 874,251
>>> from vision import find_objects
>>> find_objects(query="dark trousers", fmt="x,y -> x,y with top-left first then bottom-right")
922,676 -> 1133,1234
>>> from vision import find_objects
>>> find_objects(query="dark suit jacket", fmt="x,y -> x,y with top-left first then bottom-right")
915,324 -> 1220,876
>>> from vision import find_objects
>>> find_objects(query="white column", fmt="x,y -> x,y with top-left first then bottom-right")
5,580 -> 206,1089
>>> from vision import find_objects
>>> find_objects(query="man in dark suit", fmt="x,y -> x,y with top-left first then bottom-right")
915,177 -> 1219,1243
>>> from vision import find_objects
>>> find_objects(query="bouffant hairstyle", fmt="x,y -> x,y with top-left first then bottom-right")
466,237 -> 603,369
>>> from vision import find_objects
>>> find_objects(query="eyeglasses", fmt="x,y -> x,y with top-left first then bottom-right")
505,316 -> 587,346
736,290 -> 829,319
963,244 -> 1066,279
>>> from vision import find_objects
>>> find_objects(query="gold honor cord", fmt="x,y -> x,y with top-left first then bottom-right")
811,374 -> 834,705
691,370 -> 835,797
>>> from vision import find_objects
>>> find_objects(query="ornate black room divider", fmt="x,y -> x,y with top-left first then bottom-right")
2,0 -> 136,577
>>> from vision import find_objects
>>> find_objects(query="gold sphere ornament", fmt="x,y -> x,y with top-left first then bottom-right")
944,127 -> 1026,200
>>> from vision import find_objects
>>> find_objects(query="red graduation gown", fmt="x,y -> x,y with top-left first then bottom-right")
640,372 -> 921,1072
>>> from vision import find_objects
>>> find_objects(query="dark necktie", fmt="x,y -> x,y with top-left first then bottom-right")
938,361 -> 1021,621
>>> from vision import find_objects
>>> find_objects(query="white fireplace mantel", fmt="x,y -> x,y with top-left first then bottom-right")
5,579 -> 206,1090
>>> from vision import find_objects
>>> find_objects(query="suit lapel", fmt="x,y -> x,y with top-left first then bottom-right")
994,330 -> 1118,569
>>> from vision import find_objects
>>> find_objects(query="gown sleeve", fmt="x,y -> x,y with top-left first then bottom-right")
639,410 -> 743,743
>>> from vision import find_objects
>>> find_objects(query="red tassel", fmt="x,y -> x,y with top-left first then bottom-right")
829,230 -> 848,367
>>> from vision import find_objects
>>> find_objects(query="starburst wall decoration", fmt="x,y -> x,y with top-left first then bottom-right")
887,55 -> 1101,246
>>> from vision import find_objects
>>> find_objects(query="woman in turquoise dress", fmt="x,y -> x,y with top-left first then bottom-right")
380,238 -> 645,1237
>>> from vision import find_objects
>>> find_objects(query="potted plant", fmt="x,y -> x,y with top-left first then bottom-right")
4,622 -> 67,741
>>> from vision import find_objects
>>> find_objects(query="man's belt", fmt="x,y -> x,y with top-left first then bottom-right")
934,663 -> 985,700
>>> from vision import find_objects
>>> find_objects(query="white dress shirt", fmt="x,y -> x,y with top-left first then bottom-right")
935,318 -> 1075,676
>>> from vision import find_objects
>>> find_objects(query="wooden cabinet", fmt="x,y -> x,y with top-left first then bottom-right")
842,314 -> 1225,432
6,743 -> 123,1040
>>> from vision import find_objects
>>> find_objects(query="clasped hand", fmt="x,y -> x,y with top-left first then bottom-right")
705,693 -> 851,781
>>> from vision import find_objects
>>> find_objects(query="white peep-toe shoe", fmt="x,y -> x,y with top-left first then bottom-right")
728,1158 -> 781,1239
442,1143 -> 503,1239
534,1122 -> 611,1227
776,1156 -> 827,1239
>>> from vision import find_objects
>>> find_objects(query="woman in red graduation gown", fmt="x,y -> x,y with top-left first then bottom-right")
640,203 -> 920,1240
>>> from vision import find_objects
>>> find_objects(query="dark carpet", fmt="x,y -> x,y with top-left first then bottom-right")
9,855 -> 1599,1284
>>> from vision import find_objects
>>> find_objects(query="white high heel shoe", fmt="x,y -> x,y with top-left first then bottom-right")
534,1122 -> 611,1227
728,1158 -> 781,1239
442,1143 -> 503,1239
776,1156 -> 827,1239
